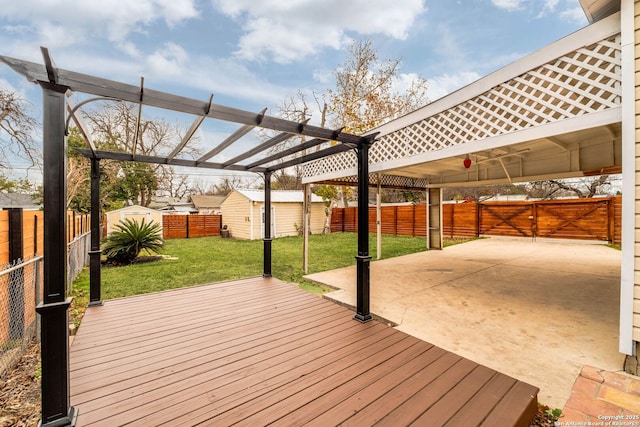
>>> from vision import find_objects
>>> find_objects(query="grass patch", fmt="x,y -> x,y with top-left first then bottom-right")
71,233 -> 475,323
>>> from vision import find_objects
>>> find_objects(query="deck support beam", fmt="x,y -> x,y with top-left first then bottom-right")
263,171 -> 272,278
355,141 -> 372,323
36,82 -> 77,427
89,158 -> 102,306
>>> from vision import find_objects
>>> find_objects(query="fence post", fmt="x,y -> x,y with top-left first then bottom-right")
608,197 -> 615,243
7,208 -> 24,341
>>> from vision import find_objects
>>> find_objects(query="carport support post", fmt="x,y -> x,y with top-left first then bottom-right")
263,171 -> 272,278
36,83 -> 77,426
89,157 -> 102,306
355,141 -> 372,323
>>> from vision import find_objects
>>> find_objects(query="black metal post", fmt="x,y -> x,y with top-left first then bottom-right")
35,83 -> 77,427
263,171 -> 272,278
355,141 -> 372,323
88,158 -> 102,307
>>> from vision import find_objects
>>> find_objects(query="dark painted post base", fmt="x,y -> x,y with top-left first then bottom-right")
88,250 -> 103,307
263,238 -> 272,278
36,298 -> 78,427
354,255 -> 372,323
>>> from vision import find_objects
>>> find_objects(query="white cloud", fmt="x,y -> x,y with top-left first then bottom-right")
147,43 -> 190,79
491,0 -> 524,11
0,78 -> 17,92
536,0 -> 560,18
559,6 -> 588,25
426,71 -> 481,101
0,0 -> 199,45
212,0 -> 426,63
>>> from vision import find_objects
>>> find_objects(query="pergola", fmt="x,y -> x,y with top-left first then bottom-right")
0,48 -> 377,427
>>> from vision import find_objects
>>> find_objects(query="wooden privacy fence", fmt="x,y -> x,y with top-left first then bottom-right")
331,196 -> 622,243
331,204 -> 427,237
0,209 -> 90,264
162,214 -> 222,239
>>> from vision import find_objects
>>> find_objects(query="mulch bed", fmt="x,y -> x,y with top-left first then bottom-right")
0,340 -> 40,427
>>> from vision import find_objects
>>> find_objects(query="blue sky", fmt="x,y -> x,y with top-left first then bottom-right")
0,0 -> 589,183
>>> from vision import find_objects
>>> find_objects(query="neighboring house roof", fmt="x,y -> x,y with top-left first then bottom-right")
190,195 -> 225,209
0,193 -> 41,210
171,205 -> 199,213
233,189 -> 323,203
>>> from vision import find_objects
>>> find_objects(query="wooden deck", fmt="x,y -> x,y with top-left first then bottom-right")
69,277 -> 539,426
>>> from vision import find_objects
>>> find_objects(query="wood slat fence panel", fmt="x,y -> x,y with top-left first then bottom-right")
331,196 -> 622,243
443,203 -> 478,238
162,215 -> 222,239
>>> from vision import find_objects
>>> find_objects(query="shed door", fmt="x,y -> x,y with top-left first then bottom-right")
260,206 -> 276,238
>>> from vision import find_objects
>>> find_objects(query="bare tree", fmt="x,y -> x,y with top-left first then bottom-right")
442,184 -> 527,202
0,89 -> 40,170
525,176 -> 613,199
157,170 -> 191,199
79,102 -> 201,206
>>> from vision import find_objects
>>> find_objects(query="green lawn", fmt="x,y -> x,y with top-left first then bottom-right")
71,233 -> 466,321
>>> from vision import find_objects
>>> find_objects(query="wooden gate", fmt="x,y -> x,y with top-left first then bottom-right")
534,199 -> 611,240
478,199 -> 613,241
479,203 -> 534,238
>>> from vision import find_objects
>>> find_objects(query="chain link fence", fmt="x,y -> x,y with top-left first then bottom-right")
0,256 -> 43,378
68,231 -> 91,290
0,231 -> 91,378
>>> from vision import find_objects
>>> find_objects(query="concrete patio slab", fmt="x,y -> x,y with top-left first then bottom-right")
305,237 -> 624,409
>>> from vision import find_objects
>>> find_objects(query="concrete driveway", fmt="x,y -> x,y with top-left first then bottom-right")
305,237 -> 623,409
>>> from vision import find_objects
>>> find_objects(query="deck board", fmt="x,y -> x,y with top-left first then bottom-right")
70,276 -> 538,426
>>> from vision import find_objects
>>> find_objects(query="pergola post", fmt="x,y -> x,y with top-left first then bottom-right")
35,83 -> 77,426
263,171 -> 272,278
88,158 -> 103,306
354,141 -> 372,323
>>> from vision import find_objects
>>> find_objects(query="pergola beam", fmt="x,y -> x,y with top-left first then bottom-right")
167,115 -> 206,161
221,125 -> 307,168
197,107 -> 267,164
245,132 -> 347,170
74,148 -> 267,173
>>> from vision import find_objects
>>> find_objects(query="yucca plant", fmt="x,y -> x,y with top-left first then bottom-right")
102,218 -> 164,265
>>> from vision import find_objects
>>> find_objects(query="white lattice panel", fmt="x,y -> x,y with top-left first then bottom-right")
304,33 -> 621,179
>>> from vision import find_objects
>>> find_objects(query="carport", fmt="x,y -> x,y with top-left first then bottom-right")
303,1 -> 639,369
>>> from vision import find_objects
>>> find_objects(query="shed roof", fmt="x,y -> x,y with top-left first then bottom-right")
105,205 -> 160,215
190,195 -> 226,209
234,189 -> 323,204
0,193 -> 41,210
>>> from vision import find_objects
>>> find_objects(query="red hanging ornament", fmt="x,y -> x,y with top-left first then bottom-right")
463,154 -> 472,169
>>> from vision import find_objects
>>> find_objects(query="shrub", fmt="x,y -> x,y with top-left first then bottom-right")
102,218 -> 164,265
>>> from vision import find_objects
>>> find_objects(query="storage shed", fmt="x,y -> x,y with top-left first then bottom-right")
103,205 -> 163,236
221,189 -> 325,240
